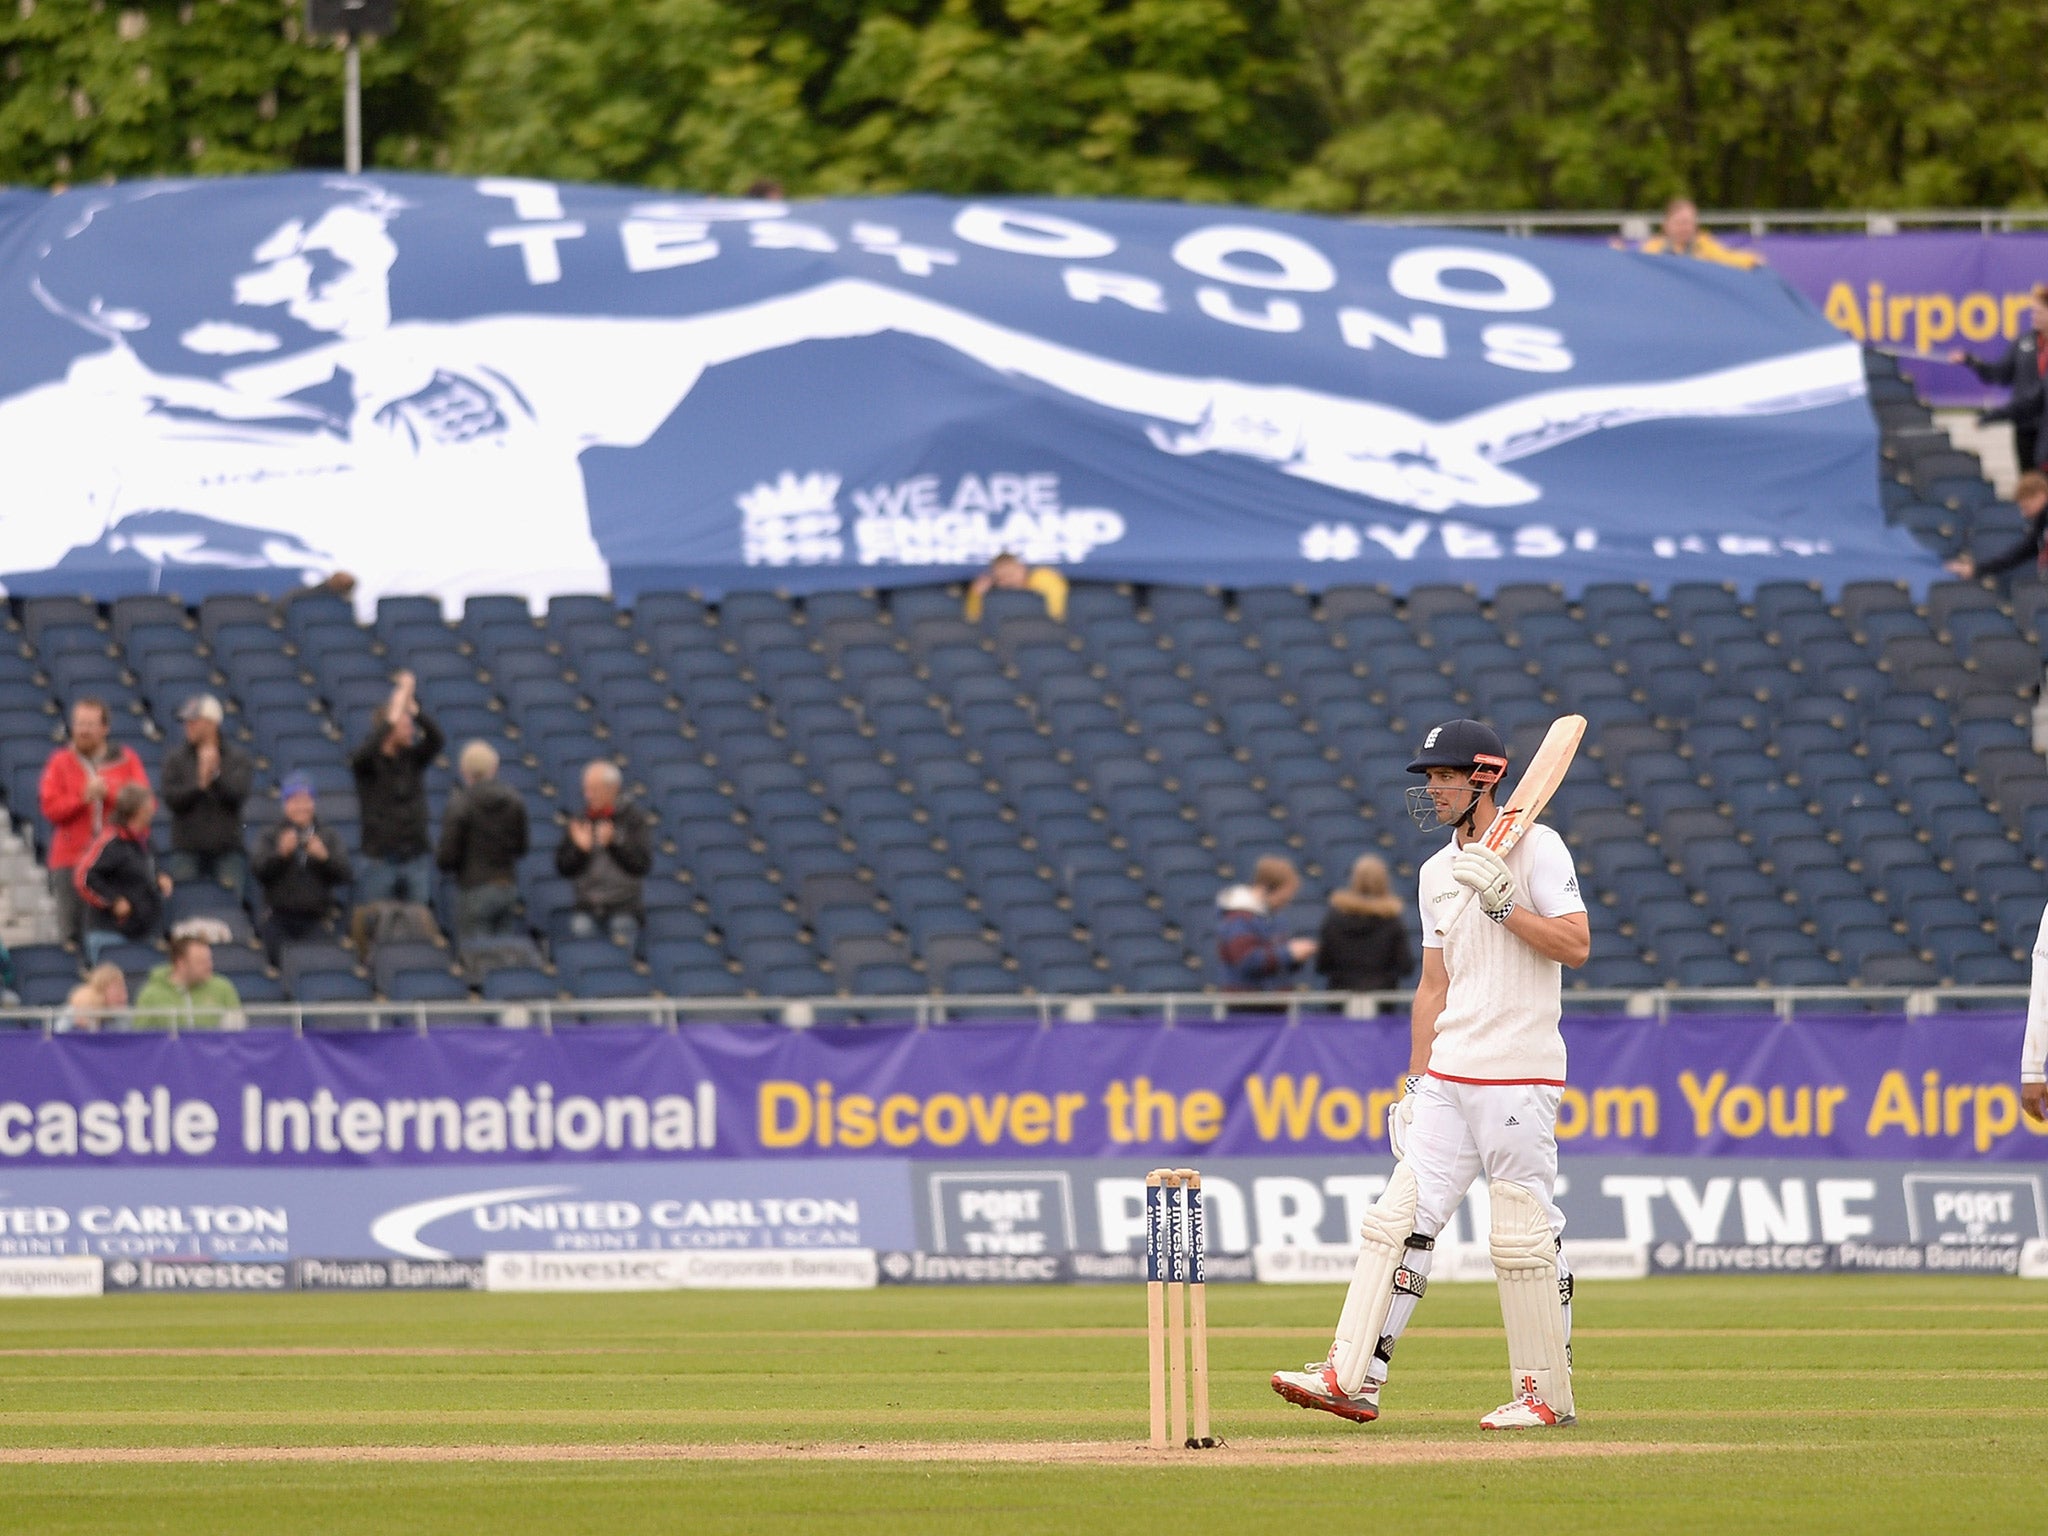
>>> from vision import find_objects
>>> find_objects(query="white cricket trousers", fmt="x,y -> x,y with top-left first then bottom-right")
1408,1074 -> 1567,1242
1366,1073 -> 1571,1387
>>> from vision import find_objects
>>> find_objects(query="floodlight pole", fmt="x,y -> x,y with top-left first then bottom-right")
343,32 -> 362,174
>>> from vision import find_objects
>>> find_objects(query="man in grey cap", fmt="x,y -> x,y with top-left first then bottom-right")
158,693 -> 254,894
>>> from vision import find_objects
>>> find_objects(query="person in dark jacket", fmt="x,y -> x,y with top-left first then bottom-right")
1316,853 -> 1416,995
349,669 -> 443,906
1215,856 -> 1316,992
252,773 -> 353,960
437,741 -> 529,942
1950,286 -> 2048,473
1947,471 -> 2048,581
158,693 -> 254,892
78,783 -> 170,964
556,759 -> 654,944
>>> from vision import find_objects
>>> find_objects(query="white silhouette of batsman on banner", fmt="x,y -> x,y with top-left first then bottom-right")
0,181 -> 1864,610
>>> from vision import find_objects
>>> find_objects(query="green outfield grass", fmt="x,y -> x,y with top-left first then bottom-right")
0,1277 -> 2039,1533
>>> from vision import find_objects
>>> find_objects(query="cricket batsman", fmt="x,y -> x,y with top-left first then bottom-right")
1271,718 -> 1591,1429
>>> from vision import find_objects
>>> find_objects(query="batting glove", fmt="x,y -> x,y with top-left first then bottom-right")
1451,844 -> 1516,922
1387,1073 -> 1424,1160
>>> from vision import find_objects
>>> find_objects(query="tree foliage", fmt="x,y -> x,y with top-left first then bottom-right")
0,0 -> 461,185
1284,0 -> 2048,211
3,0 -> 2046,211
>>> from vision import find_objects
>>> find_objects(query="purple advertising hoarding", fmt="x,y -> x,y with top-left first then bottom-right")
0,1014 -> 2038,1169
1728,231 -> 2048,408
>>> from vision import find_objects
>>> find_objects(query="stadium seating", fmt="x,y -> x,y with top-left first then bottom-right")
0,345 -> 2039,1012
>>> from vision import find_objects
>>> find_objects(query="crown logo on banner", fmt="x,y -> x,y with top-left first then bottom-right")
737,470 -> 842,522
738,470 -> 845,566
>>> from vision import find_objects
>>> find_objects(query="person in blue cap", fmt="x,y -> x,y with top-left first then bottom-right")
252,772 -> 352,959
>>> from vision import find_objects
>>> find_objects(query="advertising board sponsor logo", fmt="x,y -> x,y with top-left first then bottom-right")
874,1251 -> 1067,1285
103,1258 -> 292,1291
293,1257 -> 484,1291
1836,1241 -> 2022,1274
1065,1250 -> 1257,1284
1902,1173 -> 2044,1246
1649,1242 -> 1834,1274
0,1255 -> 102,1297
1561,1240 -> 1651,1280
484,1248 -> 877,1292
0,1199 -> 288,1258
929,1172 -> 1075,1256
1258,1241 -> 1648,1284
1069,1251 -> 1144,1283
1254,1245 -> 1361,1284
371,1184 -> 870,1259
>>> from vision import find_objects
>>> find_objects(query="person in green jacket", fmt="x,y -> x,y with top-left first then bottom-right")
132,933 -> 244,1030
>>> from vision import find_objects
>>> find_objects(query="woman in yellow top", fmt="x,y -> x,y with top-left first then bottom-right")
1635,199 -> 1763,271
963,552 -> 1069,622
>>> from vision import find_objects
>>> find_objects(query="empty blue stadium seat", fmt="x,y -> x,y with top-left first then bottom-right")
480,968 -> 558,1003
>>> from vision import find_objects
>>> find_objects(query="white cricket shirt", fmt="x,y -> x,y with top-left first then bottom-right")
2024,902 -> 2048,1084
1418,822 -> 1586,1084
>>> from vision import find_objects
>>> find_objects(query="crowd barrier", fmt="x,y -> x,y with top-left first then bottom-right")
0,984 -> 2032,1034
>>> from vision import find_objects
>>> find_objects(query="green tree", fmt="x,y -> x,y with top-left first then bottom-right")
5,0 -> 2047,213
440,0 -> 1316,200
804,0 -> 1316,200
0,0 -> 459,186
1280,0 -> 2048,212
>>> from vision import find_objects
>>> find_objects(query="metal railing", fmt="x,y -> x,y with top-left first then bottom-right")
1368,208 -> 2048,238
9,984 -> 2027,1036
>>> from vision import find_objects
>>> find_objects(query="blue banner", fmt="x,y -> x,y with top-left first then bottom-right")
0,175 -> 1925,607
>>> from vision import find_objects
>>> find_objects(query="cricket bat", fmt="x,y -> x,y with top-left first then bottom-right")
1441,714 -> 1586,933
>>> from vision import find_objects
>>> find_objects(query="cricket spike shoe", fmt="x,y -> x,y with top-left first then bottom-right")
1270,1362 -> 1380,1424
1479,1387 -> 1575,1430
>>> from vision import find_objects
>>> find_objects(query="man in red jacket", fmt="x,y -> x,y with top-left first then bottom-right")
39,698 -> 150,945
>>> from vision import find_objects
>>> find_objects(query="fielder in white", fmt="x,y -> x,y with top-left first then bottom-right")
2020,902 -> 2048,1127
1272,718 -> 1591,1429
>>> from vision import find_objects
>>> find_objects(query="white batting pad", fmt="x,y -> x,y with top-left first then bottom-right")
1489,1179 -> 1574,1418
1329,1163 -> 1418,1394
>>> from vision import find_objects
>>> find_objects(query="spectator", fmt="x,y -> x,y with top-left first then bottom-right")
56,963 -> 127,1033
1215,856 -> 1316,991
1633,199 -> 1763,270
39,697 -> 150,945
132,933 -> 243,1030
158,693 -> 254,892
1949,285 -> 2048,475
1315,854 -> 1415,994
349,670 -> 443,905
252,773 -> 352,960
1948,472 -> 2048,582
280,570 -> 358,612
437,741 -> 529,942
964,551 -> 1069,622
556,760 -> 654,944
78,783 -> 171,964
